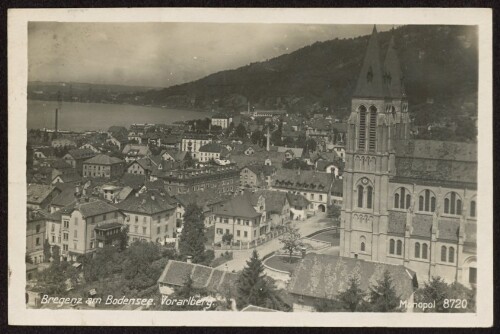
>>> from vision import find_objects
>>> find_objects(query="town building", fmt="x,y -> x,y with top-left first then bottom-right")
272,169 -> 339,213
253,190 -> 291,227
180,133 -> 213,157
63,148 -> 96,174
126,156 -> 161,177
198,143 -> 230,163
240,164 -> 276,188
45,197 -> 126,261
27,183 -> 62,211
212,192 -> 268,244
121,144 -> 152,163
157,166 -> 240,195
211,113 -> 233,129
340,27 -> 477,288
82,154 -> 125,179
116,190 -> 177,244
26,209 -> 49,264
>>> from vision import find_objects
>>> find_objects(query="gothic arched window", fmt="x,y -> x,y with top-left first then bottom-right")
394,193 -> 400,208
449,247 -> 455,263
394,188 -> 411,209
441,246 -> 447,262
396,240 -> 402,255
360,236 -> 366,252
358,106 -> 367,150
357,185 -> 364,208
444,192 -> 462,215
414,242 -> 420,258
369,106 -> 377,151
418,189 -> 436,213
389,239 -> 395,254
367,186 -> 373,209
470,200 -> 476,217
422,243 -> 428,259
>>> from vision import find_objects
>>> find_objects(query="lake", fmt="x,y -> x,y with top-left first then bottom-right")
27,100 -> 212,132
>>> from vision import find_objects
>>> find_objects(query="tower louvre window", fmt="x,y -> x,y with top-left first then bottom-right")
369,107 -> 377,151
358,106 -> 367,150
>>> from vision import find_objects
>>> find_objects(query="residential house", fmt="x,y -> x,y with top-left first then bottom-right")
211,113 -> 233,129
272,169 -> 338,213
160,135 -> 181,149
126,156 -> 161,177
27,183 -> 62,211
33,147 -> 55,162
240,164 -> 276,188
45,197 -> 126,261
181,133 -> 213,158
82,154 -> 125,179
287,254 -> 417,312
253,190 -> 290,228
286,193 -> 311,220
198,143 -> 230,163
116,190 -> 177,244
122,144 -> 152,163
212,192 -> 267,244
51,138 -> 77,148
26,209 -> 49,264
79,143 -> 101,154
174,191 -> 232,228
160,149 -> 187,162
63,148 -> 96,174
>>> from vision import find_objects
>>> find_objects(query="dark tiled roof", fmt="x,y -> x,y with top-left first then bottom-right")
67,148 -> 96,160
174,191 -> 230,211
50,186 -> 78,207
287,254 -> 416,301
120,173 -> 147,190
115,191 -> 175,215
213,193 -> 261,219
253,190 -> 288,214
158,260 -> 239,296
50,159 -> 73,170
199,142 -> 228,154
286,193 -> 310,208
58,198 -> 121,218
84,154 -> 123,165
273,170 -> 333,192
395,139 -> 477,162
438,218 -> 460,242
27,184 -> 59,204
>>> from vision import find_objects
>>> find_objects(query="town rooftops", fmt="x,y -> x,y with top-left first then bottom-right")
273,169 -> 333,192
174,191 -> 231,212
66,148 -> 96,160
56,197 -> 122,219
213,193 -> 262,219
122,144 -> 151,157
49,159 -> 73,170
158,260 -> 239,295
287,253 -> 417,301
50,184 -> 78,208
253,190 -> 288,214
286,193 -> 311,208
199,142 -> 228,154
27,184 -> 59,204
84,154 -> 124,165
115,190 -> 175,215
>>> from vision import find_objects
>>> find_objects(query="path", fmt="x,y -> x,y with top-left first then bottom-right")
216,213 -> 333,272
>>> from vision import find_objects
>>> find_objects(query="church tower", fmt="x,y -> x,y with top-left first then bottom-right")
340,26 -> 410,261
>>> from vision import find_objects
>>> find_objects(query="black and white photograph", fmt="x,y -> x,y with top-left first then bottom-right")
8,7 -> 493,327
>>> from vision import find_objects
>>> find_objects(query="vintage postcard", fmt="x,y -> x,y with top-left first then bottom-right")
8,7 -> 493,327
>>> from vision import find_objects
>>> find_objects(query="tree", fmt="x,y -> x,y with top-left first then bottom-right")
235,123 -> 248,139
178,204 -> 207,264
43,239 -> 52,262
305,138 -> 317,152
337,275 -> 366,311
236,249 -> 284,310
250,130 -> 264,145
414,277 -> 476,313
184,151 -> 195,168
368,269 -> 401,312
222,233 -> 233,246
117,225 -> 129,251
327,204 -> 341,221
278,224 -> 303,263
52,245 -> 60,265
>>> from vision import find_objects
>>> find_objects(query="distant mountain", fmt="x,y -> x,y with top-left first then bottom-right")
132,25 -> 478,120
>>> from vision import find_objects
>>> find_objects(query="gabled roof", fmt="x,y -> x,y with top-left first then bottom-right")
84,154 -> 123,165
353,26 -> 388,98
287,254 -> 417,301
253,190 -> 288,214
122,144 -> 151,156
57,198 -> 122,218
66,148 -> 96,160
273,169 -> 333,192
119,173 -> 147,190
27,184 -> 59,204
50,185 -> 78,208
158,260 -> 239,296
383,34 -> 405,98
199,142 -> 228,154
115,190 -> 175,215
286,193 -> 310,208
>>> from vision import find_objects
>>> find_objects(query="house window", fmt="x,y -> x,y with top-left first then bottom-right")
36,237 -> 40,246
469,267 -> 477,284
51,224 -> 55,232
444,192 -> 462,215
135,216 -> 139,222
244,231 -> 248,238
157,226 -> 160,234
422,243 -> 428,259
441,246 -> 447,262
134,226 -> 138,233
319,195 -> 323,201
63,220 -> 69,228
63,233 -> 68,241
360,242 -> 365,252
237,230 -> 240,237
414,242 -> 420,258
102,214 -> 106,221
63,244 -> 68,251
448,247 -> 455,263
52,235 -> 55,242
143,227 -> 147,235
36,225 -> 41,233
470,200 -> 476,217
389,240 -> 395,254
396,240 -> 402,255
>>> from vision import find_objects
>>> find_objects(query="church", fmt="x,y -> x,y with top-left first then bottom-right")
339,27 -> 477,288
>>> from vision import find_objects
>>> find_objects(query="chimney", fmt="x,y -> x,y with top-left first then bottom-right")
186,255 -> 192,264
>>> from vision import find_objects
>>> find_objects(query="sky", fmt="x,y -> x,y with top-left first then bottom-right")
28,22 -> 393,88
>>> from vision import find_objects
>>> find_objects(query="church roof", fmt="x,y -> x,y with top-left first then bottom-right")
353,26 -> 388,98
383,34 -> 405,98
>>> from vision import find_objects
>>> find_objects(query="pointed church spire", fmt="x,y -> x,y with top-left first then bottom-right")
353,25 -> 387,98
383,30 -> 405,98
